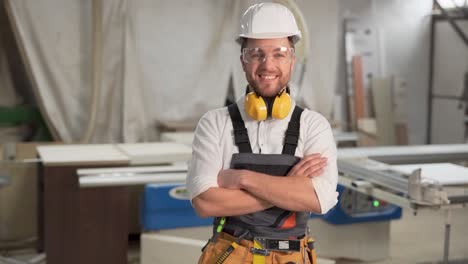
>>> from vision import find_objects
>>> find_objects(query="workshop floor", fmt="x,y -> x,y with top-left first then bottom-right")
2,206 -> 467,264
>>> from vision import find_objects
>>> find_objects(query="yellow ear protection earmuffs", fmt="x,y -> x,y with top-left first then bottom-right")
244,87 -> 291,121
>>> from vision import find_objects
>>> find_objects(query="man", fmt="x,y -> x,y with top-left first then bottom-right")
187,2 -> 338,263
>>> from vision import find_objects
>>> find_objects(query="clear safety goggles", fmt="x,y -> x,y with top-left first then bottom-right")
242,46 -> 295,64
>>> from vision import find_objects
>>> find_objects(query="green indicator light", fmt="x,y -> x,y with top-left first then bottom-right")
373,200 -> 380,207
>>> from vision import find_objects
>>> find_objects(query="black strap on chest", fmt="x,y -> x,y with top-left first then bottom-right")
282,106 -> 304,155
227,103 -> 304,155
228,104 -> 253,153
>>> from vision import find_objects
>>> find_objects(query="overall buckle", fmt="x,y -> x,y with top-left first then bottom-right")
252,237 -> 301,253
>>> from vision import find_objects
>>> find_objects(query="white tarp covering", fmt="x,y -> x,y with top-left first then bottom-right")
299,0 -> 339,117
5,0 -> 339,143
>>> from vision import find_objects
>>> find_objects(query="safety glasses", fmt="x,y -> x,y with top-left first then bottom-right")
242,46 -> 295,64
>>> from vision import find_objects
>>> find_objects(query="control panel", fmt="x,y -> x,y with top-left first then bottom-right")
340,187 -> 392,215
315,185 -> 402,225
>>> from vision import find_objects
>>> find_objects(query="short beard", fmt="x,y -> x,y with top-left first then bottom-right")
249,83 -> 284,97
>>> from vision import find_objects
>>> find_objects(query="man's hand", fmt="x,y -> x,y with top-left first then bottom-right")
287,154 -> 327,178
218,169 -> 246,189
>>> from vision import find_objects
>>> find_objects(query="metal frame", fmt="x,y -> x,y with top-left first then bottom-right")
338,152 -> 468,264
338,176 -> 415,209
339,159 -> 468,206
426,2 -> 468,144
338,159 -> 409,194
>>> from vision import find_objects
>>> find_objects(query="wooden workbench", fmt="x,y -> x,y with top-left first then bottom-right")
37,143 -> 192,264
38,145 -> 130,264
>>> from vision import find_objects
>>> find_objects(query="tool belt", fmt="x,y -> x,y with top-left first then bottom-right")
198,232 -> 317,264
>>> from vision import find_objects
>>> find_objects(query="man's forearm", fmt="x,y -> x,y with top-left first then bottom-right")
192,187 -> 272,217
239,171 -> 321,213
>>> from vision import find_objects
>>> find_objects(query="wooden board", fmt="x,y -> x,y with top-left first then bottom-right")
352,55 -> 366,122
371,77 -> 396,145
116,142 -> 191,165
37,145 -> 129,166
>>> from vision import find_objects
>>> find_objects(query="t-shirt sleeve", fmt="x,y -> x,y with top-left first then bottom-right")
186,110 -> 224,201
301,110 -> 339,214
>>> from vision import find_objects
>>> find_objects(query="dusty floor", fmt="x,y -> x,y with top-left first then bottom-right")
1,206 -> 467,264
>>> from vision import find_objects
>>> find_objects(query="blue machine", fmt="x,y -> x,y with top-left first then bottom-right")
140,183 -> 213,231
313,184 -> 402,225
141,183 -> 401,231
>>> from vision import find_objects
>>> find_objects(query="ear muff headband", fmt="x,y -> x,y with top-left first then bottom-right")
244,89 -> 291,121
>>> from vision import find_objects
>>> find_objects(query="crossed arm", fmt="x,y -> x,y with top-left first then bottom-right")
192,154 -> 327,217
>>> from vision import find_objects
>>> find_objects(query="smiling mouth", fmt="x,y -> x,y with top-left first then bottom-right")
258,74 -> 278,80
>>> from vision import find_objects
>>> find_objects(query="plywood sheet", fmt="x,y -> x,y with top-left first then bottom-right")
338,144 -> 468,159
391,163 -> 468,186
352,55 -> 365,120
116,142 -> 191,165
37,144 -> 129,166
371,77 -> 396,145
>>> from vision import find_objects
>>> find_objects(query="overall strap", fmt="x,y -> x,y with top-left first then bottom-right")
282,106 -> 304,155
228,104 -> 252,153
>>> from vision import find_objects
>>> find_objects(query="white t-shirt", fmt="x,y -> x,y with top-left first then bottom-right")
186,96 -> 338,214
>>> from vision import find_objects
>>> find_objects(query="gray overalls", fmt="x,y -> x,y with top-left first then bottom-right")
214,102 -> 308,240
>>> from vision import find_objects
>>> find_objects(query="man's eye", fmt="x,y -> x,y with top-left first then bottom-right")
274,53 -> 286,58
250,53 -> 261,58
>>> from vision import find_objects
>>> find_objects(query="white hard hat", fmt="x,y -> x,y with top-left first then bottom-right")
237,2 -> 302,44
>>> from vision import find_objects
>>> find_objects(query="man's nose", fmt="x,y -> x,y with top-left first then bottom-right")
260,55 -> 276,67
